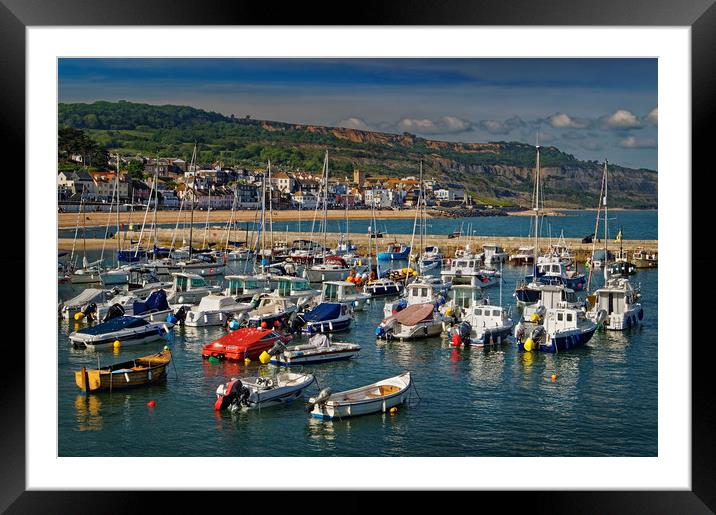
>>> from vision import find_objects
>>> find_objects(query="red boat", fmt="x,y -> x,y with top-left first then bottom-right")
202,327 -> 293,362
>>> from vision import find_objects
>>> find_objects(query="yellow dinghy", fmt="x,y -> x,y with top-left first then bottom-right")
75,349 -> 172,393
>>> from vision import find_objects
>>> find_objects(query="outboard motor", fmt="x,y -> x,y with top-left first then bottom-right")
81,303 -> 97,321
214,379 -> 251,411
305,387 -> 332,412
267,340 -> 287,357
290,314 -> 306,334
595,309 -> 608,326
530,325 -> 545,343
173,305 -> 188,326
102,303 -> 125,322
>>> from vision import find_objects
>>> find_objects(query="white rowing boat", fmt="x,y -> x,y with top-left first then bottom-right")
307,371 -> 411,420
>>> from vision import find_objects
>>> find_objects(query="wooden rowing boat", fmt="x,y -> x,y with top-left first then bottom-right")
74,349 -> 172,393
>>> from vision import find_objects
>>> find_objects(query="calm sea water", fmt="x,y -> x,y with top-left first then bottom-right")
58,209 -> 658,241
58,256 -> 657,457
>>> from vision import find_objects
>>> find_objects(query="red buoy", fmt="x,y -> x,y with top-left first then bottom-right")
260,321 -> 268,329
273,320 -> 280,327
451,333 -> 461,347
147,400 -> 156,408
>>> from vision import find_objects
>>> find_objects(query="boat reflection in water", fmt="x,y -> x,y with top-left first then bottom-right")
74,394 -> 103,432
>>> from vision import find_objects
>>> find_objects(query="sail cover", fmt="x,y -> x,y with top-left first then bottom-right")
79,316 -> 148,335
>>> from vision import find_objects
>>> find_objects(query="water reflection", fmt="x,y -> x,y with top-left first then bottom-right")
74,395 -> 103,431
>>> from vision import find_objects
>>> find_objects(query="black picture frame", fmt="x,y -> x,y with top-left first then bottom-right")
3,0 -> 710,512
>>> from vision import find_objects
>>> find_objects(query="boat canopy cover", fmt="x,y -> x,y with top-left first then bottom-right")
389,303 -> 435,325
308,333 -> 331,348
65,288 -> 110,308
304,302 -> 342,322
133,289 -> 169,315
79,316 -> 149,335
196,295 -> 238,311
228,240 -> 247,247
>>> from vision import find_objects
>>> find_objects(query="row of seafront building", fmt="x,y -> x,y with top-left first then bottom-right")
57,156 -> 478,212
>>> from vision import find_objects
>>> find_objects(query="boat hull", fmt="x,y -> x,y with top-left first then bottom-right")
304,268 -> 351,283
270,347 -> 359,365
303,315 -> 353,335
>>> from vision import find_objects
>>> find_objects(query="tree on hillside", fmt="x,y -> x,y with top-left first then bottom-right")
58,126 -> 109,169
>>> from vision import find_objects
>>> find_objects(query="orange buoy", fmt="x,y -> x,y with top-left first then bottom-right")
551,374 -> 557,382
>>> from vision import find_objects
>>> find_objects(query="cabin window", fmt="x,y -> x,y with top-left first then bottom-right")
421,288 -> 428,297
469,261 -> 474,267
324,283 -> 338,300
191,278 -> 206,287
566,313 -> 573,322
278,282 -> 290,296
557,313 -> 564,321
246,280 -> 257,289
475,309 -> 482,316
176,276 -> 188,291
493,310 -> 500,317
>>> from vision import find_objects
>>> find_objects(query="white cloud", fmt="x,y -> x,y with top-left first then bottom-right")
646,107 -> 658,125
336,117 -> 372,131
548,113 -> 587,129
618,136 -> 657,148
478,116 -> 526,135
602,109 -> 643,129
397,116 -> 474,135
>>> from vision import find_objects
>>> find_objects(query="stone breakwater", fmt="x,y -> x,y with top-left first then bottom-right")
58,229 -> 656,265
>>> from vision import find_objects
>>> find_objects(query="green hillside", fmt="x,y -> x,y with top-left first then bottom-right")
58,101 -> 658,208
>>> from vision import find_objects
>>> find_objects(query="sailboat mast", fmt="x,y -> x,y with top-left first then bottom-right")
322,151 -> 329,252
603,160 -> 609,283
268,160 -> 274,252
188,144 -> 197,259
533,143 -> 541,278
116,154 -> 121,262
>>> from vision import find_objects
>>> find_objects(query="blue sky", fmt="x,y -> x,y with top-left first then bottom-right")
59,58 -> 658,170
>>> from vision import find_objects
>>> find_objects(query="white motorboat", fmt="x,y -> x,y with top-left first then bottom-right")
384,279 -> 449,318
587,277 -> 643,330
509,246 -> 535,265
376,303 -> 446,340
441,256 -> 500,288
274,276 -> 320,306
244,293 -> 298,329
482,244 -> 508,265
69,315 -> 174,349
515,306 -> 600,353
304,255 -> 353,283
224,274 -> 271,302
166,272 -> 222,304
363,277 -> 403,297
182,294 -> 254,327
268,333 -> 361,365
93,289 -> 174,323
100,267 -> 130,286
60,288 -> 115,320
320,280 -> 371,311
307,372 -> 412,420
448,300 -> 515,348
214,372 -> 316,411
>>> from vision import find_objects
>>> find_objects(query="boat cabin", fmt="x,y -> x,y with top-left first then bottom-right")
537,285 -> 578,309
544,308 -> 587,334
224,275 -> 270,297
276,276 -> 315,298
482,244 -> 507,261
449,285 -> 483,309
321,281 -> 355,302
466,304 -> 510,329
172,272 -> 210,292
594,279 -> 638,315
405,282 -> 439,305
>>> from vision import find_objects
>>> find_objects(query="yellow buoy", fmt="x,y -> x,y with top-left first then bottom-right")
113,340 -> 121,349
530,313 -> 539,322
389,407 -> 398,415
259,351 -> 271,364
445,307 -> 454,317
524,338 -> 534,352
74,312 -> 84,321
244,358 -> 251,365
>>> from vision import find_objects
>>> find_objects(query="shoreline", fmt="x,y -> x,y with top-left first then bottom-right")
57,207 -> 657,228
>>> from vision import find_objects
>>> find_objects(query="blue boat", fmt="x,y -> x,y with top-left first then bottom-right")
515,306 -> 597,353
377,243 -> 411,261
117,248 -> 147,263
300,302 -> 353,334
